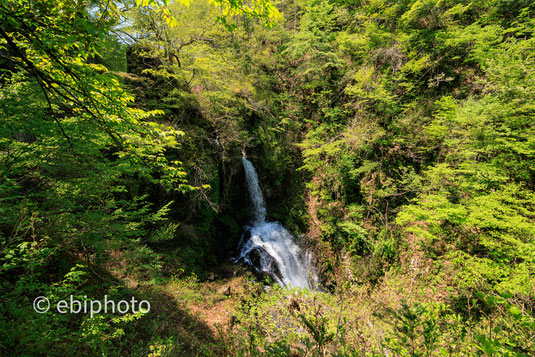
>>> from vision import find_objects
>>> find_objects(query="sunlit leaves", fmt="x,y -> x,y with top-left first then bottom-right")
134,0 -> 279,30
210,0 -> 281,30
1,0 -> 199,192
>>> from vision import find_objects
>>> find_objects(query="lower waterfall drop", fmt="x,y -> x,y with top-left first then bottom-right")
237,157 -> 318,290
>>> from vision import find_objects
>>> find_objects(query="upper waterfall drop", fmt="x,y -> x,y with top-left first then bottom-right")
238,157 -> 318,290
242,158 -> 267,224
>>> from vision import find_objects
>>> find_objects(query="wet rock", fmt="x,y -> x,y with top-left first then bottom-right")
249,249 -> 261,268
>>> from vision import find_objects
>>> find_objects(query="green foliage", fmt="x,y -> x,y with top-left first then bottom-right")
2,0 -> 535,354
220,285 -> 357,356
1,0 -> 276,354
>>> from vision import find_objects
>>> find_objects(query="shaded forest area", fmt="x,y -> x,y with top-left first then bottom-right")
1,0 -> 534,355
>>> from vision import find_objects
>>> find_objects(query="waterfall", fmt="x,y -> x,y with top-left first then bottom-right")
242,158 -> 267,224
237,157 -> 318,290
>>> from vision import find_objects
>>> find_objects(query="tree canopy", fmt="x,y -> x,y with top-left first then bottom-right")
1,0 -> 534,355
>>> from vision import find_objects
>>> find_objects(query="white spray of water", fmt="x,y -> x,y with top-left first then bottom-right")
237,157 -> 318,289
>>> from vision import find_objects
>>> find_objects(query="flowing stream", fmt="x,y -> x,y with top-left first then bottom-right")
237,157 -> 318,289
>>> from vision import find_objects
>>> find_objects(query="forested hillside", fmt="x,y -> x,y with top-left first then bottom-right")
1,0 -> 534,355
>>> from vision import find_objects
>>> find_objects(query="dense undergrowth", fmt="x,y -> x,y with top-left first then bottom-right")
1,0 -> 534,355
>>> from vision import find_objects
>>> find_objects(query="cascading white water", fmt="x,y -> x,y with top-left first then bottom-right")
237,157 -> 318,289
242,158 -> 267,224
